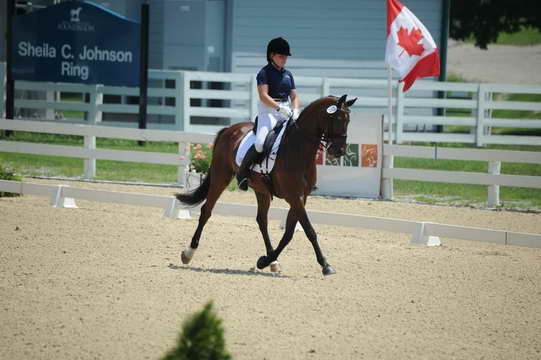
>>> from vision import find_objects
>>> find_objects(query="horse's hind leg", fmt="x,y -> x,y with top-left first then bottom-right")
255,191 -> 280,272
181,167 -> 234,265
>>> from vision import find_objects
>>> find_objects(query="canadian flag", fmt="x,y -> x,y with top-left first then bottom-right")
385,0 -> 440,91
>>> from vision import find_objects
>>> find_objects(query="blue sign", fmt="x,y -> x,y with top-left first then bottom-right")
12,1 -> 140,86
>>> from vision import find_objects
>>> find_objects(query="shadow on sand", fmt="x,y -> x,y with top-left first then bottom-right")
168,263 -> 289,278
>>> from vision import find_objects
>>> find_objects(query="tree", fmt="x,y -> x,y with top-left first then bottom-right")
450,0 -> 541,49
161,302 -> 232,360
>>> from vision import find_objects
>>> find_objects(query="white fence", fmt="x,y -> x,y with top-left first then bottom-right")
382,145 -> 541,207
0,119 -> 214,186
1,118 -> 540,207
1,179 -> 540,248
1,63 -> 540,146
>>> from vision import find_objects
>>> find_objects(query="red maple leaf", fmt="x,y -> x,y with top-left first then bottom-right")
396,26 -> 425,57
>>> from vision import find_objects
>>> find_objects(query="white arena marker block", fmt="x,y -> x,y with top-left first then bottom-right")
411,222 -> 441,246
50,185 -> 78,209
163,198 -> 191,219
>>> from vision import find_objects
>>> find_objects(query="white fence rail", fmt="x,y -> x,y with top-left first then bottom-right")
0,119 -> 214,186
1,63 -> 540,146
1,119 -> 539,207
1,179 -> 540,248
382,145 -> 541,207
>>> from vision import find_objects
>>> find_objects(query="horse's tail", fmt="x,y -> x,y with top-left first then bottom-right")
175,128 -> 228,206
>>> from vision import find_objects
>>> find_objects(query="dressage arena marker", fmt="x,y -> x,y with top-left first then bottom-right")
1,180 -> 540,249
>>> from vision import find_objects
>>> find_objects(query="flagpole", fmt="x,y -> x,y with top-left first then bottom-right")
382,64 -> 395,200
387,65 -> 394,145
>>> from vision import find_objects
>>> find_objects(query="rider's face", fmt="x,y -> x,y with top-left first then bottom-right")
271,53 -> 288,68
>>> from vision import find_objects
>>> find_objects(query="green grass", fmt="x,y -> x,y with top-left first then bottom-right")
496,27 -> 541,46
463,26 -> 541,47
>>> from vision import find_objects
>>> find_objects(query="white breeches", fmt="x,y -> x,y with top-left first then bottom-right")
255,101 -> 290,153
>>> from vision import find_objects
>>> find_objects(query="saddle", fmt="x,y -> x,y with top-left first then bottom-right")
253,116 -> 289,162
250,116 -> 292,197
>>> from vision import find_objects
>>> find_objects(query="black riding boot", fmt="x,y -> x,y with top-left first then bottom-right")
237,145 -> 259,191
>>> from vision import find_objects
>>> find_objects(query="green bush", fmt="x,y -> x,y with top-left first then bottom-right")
0,163 -> 22,197
189,143 -> 213,175
161,302 -> 231,360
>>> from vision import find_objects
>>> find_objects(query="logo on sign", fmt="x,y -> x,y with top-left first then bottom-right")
70,7 -> 82,22
58,6 -> 94,32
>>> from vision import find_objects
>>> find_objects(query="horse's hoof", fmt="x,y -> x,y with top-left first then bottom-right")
270,261 -> 281,273
257,256 -> 271,269
322,265 -> 336,276
181,250 -> 192,264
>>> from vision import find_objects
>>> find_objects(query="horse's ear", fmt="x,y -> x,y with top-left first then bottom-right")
337,94 -> 347,106
345,98 -> 357,107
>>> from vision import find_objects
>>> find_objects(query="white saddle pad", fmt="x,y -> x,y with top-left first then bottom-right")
235,121 -> 289,174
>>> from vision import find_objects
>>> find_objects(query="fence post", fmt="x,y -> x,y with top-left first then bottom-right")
174,71 -> 185,131
182,72 -> 191,132
381,154 -> 394,200
475,84 -> 486,147
46,90 -> 55,120
177,141 -> 191,186
321,77 -> 330,98
250,75 -> 258,121
84,85 -> 102,179
0,63 -> 5,119
395,82 -> 404,144
487,160 -> 501,207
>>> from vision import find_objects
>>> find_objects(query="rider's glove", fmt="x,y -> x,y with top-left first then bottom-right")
292,108 -> 300,121
276,105 -> 293,119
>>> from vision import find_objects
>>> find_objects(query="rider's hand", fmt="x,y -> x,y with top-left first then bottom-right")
276,105 -> 293,119
292,108 -> 300,121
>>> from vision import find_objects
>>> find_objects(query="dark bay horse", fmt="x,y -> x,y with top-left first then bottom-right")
176,94 -> 357,275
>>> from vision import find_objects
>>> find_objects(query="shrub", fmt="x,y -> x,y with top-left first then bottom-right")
189,143 -> 213,175
161,302 -> 231,360
0,163 -> 22,198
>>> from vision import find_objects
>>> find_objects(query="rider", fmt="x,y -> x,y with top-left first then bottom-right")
236,37 -> 301,191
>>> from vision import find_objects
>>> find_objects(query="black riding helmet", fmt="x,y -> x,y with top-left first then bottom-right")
267,37 -> 292,62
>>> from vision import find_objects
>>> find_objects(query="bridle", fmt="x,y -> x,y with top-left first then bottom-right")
320,106 -> 349,150
293,102 -> 348,151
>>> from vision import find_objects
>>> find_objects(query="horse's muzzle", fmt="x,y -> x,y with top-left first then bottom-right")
327,142 -> 346,158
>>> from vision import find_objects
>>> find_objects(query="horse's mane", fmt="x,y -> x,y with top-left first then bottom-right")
278,96 -> 337,169
297,95 -> 337,122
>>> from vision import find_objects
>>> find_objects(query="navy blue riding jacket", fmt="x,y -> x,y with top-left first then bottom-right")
256,63 -> 296,101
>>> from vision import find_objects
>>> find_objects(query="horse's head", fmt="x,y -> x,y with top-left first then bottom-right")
321,94 -> 357,158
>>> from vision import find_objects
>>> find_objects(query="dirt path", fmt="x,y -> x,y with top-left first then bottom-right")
1,180 -> 540,360
447,41 -> 541,84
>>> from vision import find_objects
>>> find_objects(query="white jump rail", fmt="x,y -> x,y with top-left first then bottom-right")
1,180 -> 540,249
382,144 -> 541,207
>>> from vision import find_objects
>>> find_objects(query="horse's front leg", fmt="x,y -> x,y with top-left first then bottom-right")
292,198 -> 336,276
256,207 -> 297,270
255,192 -> 280,272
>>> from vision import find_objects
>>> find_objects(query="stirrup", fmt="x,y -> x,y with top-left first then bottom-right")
238,177 -> 249,191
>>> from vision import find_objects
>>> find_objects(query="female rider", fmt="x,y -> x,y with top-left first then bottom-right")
237,37 -> 300,191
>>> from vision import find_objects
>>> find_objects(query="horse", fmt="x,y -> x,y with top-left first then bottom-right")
176,94 -> 357,276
